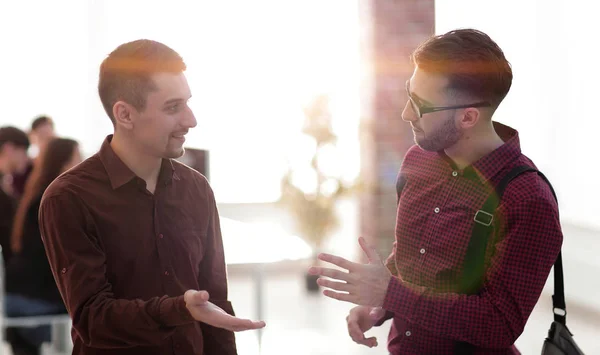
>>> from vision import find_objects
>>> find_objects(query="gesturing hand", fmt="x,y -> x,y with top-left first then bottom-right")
308,237 -> 392,307
184,290 -> 266,331
346,305 -> 386,348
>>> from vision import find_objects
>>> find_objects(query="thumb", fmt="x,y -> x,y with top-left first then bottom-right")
185,290 -> 210,306
369,307 -> 386,320
359,237 -> 382,264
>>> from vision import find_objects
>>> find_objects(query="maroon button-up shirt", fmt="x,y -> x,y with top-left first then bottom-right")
39,136 -> 237,355
380,123 -> 562,354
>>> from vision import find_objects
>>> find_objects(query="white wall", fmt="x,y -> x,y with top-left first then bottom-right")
0,1 -> 90,144
436,0 -> 600,230
0,0 -> 362,203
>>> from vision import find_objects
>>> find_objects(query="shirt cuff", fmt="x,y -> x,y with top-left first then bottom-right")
381,276 -> 421,321
374,310 -> 394,327
158,295 -> 195,327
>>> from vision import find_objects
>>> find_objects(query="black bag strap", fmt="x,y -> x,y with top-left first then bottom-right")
460,166 -> 539,294
487,167 -> 565,324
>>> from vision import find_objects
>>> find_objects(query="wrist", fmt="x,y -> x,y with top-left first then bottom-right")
376,274 -> 393,307
159,295 -> 195,327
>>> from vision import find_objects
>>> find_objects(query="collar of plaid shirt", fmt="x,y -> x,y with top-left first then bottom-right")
381,122 -> 563,354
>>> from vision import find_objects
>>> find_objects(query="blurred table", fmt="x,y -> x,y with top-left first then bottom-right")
221,217 -> 312,351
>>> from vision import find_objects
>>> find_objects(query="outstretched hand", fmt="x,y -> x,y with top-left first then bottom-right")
308,237 -> 392,307
184,290 -> 266,331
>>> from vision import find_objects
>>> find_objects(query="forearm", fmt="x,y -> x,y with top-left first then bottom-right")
382,277 -> 520,348
69,292 -> 194,348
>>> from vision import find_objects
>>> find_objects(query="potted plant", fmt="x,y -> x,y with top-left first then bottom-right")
279,95 -> 350,292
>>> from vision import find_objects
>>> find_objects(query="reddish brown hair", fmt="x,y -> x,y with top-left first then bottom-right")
98,39 -> 186,126
411,29 -> 513,107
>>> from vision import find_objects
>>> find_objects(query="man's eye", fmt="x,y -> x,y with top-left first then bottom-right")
167,104 -> 179,112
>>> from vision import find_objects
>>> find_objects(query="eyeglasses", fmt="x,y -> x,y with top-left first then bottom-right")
405,81 -> 491,118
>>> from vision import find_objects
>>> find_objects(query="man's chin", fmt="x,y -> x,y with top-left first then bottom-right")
164,147 -> 185,159
415,139 -> 439,152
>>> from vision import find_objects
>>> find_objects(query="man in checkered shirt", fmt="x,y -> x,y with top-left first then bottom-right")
308,29 -> 562,354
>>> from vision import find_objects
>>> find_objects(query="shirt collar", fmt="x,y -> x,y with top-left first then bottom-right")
99,135 -> 178,190
439,122 -> 522,184
471,122 -> 522,183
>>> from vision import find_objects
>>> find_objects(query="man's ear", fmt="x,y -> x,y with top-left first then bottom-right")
460,107 -> 481,129
113,101 -> 135,130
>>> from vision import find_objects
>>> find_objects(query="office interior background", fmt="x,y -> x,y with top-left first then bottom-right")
0,0 -> 598,354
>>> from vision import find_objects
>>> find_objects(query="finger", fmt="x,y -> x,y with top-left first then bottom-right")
186,290 -> 210,306
348,322 -> 377,348
322,289 -> 357,304
346,309 -> 359,324
347,321 -> 365,343
196,290 -> 209,302
317,278 -> 352,292
228,318 -> 266,331
308,267 -> 351,282
362,336 -> 378,348
359,237 -> 381,263
317,253 -> 358,272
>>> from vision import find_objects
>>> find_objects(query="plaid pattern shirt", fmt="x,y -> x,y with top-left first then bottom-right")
380,122 -> 562,354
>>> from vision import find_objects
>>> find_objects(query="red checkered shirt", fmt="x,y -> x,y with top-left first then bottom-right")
379,122 -> 562,354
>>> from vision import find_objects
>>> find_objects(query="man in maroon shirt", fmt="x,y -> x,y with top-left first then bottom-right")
39,39 -> 264,355
309,29 -> 562,354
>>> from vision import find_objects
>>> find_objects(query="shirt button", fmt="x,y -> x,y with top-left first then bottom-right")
405,330 -> 412,337
420,248 -> 426,254
164,271 -> 169,276
434,207 -> 440,213
158,234 -> 164,239
61,268 -> 67,274
452,171 -> 458,177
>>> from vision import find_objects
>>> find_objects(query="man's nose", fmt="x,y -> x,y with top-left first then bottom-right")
401,100 -> 417,123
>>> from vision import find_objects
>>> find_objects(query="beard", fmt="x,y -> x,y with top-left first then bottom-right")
415,113 -> 463,152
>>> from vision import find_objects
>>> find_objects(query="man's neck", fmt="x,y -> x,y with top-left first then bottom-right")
444,122 -> 505,170
110,132 -> 162,193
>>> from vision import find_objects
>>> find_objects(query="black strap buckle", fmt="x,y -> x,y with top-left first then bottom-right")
474,210 -> 493,226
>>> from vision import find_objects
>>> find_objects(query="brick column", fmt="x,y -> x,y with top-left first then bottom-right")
359,0 -> 435,259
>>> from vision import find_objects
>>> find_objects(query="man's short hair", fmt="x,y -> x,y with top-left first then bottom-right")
411,29 -> 513,107
98,39 -> 187,125
0,126 -> 30,150
31,115 -> 54,131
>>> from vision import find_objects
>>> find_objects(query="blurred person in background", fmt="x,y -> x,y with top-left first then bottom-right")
28,115 -> 56,161
38,39 -> 264,355
10,115 -> 56,199
309,29 -> 562,354
0,126 -> 30,264
5,137 -> 81,355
